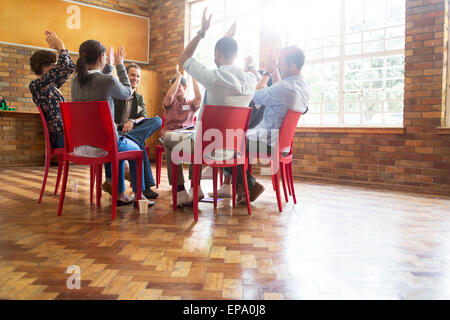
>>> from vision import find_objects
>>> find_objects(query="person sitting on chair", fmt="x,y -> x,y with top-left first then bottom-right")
223,46 -> 311,204
100,63 -> 162,200
177,8 -> 257,206
29,31 -> 75,149
71,40 -> 153,208
162,66 -> 202,207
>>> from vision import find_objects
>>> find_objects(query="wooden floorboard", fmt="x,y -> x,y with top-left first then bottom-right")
0,164 -> 450,300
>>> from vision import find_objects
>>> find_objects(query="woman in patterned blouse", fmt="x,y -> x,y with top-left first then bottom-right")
29,31 -> 75,148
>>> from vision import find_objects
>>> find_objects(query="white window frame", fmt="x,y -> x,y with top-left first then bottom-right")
282,0 -> 405,128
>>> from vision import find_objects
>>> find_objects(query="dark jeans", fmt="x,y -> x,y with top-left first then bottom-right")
52,134 -> 65,149
223,139 -> 274,190
106,117 -> 162,188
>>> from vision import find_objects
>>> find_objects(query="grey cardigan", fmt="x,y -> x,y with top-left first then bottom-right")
71,63 -> 132,137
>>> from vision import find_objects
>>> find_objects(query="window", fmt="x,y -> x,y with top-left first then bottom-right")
187,0 -> 260,70
275,0 -> 405,127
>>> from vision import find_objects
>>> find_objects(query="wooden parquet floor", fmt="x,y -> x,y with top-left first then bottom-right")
0,164 -> 450,300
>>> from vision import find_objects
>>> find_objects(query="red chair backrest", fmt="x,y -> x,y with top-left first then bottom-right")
37,106 -> 52,150
196,105 -> 252,164
278,110 -> 302,153
59,101 -> 118,156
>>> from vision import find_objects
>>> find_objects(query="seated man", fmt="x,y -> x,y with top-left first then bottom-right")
102,63 -> 162,200
162,66 -> 202,207
172,8 -> 257,207
224,46 -> 311,203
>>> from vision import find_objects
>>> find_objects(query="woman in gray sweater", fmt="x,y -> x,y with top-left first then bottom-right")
71,39 -> 152,207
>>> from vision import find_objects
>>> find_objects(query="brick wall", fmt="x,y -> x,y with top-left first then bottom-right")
0,0 -> 152,166
148,0 -> 185,96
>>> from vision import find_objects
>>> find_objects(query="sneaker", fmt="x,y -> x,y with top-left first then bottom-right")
143,188 -> 159,199
236,184 -> 246,204
208,183 -> 231,198
117,192 -> 133,206
176,189 -> 192,207
189,186 -> 205,202
249,181 -> 265,202
101,181 -> 112,196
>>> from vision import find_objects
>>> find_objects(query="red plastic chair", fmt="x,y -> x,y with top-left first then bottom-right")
36,106 -> 64,203
248,110 -> 302,212
37,106 -> 97,204
155,116 -> 165,189
171,105 -> 252,221
58,101 -> 143,220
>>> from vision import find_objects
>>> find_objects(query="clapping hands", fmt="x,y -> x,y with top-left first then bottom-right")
45,30 -> 64,51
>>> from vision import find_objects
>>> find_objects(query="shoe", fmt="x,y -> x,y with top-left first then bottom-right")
134,199 -> 155,208
117,199 -> 133,206
249,181 -> 265,202
236,184 -> 246,204
102,181 -> 112,196
208,183 -> 231,198
189,186 -> 204,202
143,188 -> 159,199
176,189 -> 192,207
124,171 -> 131,182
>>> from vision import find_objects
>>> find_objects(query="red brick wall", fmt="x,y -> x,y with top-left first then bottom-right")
148,0 -> 185,97
0,0 -> 151,166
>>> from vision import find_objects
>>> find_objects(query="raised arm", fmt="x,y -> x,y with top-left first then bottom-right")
108,46 -> 132,100
36,31 -> 75,89
179,8 -> 212,66
163,66 -> 183,107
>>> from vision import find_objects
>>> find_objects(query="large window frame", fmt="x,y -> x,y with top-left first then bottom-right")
279,0 -> 406,128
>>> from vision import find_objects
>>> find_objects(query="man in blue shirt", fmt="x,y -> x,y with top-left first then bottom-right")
225,46 -> 311,204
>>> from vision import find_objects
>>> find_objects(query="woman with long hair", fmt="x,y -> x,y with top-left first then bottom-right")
71,39 -> 153,208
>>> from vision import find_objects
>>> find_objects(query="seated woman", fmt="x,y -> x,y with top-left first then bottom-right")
29,31 -> 75,148
70,39 -> 152,208
162,66 -> 202,207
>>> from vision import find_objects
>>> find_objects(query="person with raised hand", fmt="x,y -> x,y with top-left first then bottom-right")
29,30 -> 75,148
161,65 -> 202,207
71,40 -> 154,209
176,8 -> 257,205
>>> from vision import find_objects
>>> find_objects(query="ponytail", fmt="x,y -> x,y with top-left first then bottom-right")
75,40 -> 106,87
75,54 -> 88,86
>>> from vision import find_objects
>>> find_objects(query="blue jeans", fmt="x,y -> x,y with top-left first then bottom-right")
105,136 -> 145,193
124,117 -> 162,188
